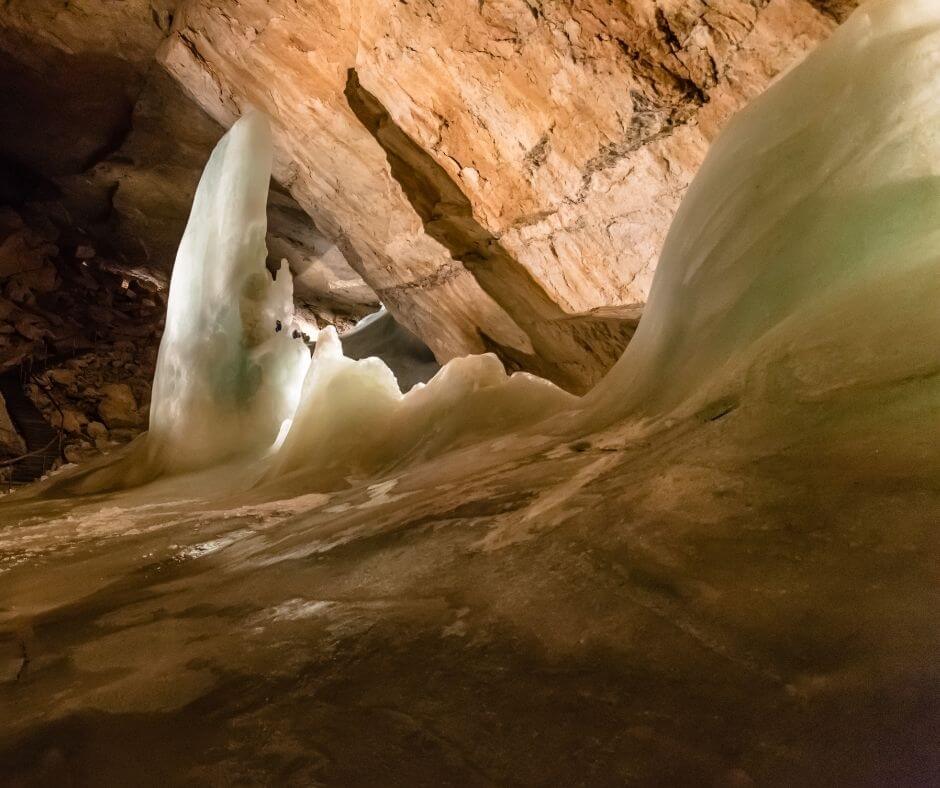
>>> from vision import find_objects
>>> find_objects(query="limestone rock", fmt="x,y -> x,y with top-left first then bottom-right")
86,421 -> 109,441
0,392 -> 26,458
0,230 -> 56,280
48,369 -> 78,387
97,383 -> 140,429
0,3 -> 377,328
159,0 -> 854,388
14,316 -> 50,341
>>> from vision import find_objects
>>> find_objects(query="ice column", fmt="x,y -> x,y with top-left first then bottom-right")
143,111 -> 309,475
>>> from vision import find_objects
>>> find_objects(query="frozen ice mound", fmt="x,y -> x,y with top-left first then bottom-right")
268,325 -> 573,487
586,0 -> 940,426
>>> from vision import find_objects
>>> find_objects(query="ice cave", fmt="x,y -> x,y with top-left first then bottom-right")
0,0 -> 937,783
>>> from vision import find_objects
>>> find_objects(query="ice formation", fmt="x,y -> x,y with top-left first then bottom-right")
60,110 -> 572,494
74,111 -> 311,490
268,326 -> 572,487
46,0 -> 940,497
586,0 -> 940,427
339,307 -> 440,392
144,111 -> 309,474
1,5 -> 936,781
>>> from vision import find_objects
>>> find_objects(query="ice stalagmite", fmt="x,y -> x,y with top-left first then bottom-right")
76,112 -> 310,490
145,111 -> 309,476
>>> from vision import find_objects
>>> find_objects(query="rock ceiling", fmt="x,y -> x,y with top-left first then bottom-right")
0,0 -> 856,389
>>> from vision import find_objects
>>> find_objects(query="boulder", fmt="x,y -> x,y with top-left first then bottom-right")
5,279 -> 34,305
10,260 -> 59,293
0,230 -> 55,279
14,316 -> 51,341
53,408 -> 89,435
86,421 -> 108,441
48,368 -> 78,386
97,383 -> 141,429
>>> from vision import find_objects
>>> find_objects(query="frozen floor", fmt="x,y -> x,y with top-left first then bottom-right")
0,389 -> 936,784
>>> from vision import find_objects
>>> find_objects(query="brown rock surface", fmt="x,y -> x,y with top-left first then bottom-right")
0,205 -> 167,471
0,1 -> 377,326
0,392 -> 26,458
97,383 -> 140,429
159,0 -> 854,388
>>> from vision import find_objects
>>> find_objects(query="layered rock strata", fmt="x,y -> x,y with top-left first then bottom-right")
160,0 -> 854,388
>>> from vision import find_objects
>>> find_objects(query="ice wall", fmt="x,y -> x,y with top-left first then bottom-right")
586,0 -> 940,425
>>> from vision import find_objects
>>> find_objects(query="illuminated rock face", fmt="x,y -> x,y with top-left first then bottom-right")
159,0 -> 854,389
0,0 -> 858,387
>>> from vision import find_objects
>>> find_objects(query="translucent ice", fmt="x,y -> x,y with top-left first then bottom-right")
586,0 -> 940,425
145,111 -> 309,475
78,111 -> 310,490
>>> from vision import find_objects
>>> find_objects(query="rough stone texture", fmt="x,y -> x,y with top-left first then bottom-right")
0,393 -> 26,459
159,0 -> 853,388
0,205 -> 165,470
96,383 -> 141,430
0,0 -> 377,326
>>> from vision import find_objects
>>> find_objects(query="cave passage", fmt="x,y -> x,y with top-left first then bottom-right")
0,1 -> 937,784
